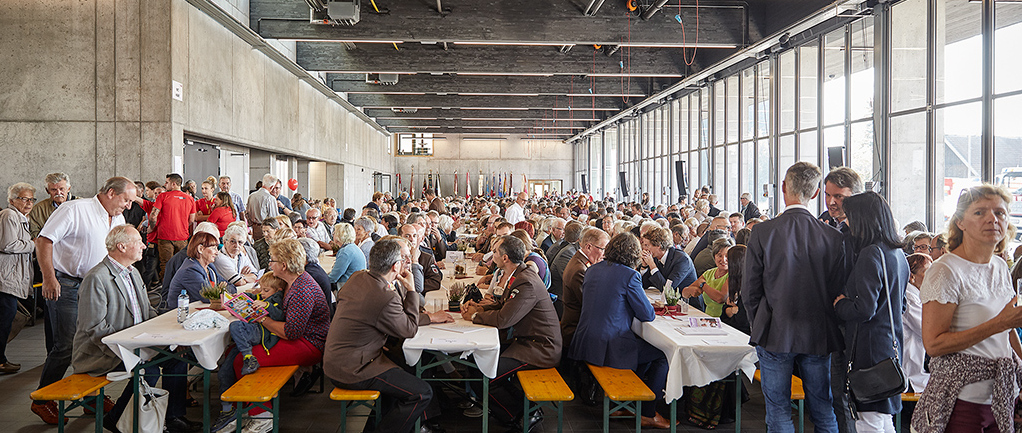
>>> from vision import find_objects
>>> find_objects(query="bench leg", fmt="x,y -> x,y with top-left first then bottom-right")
339,401 -> 348,433
96,388 -> 105,433
635,401 -> 642,433
235,403 -> 245,433
57,400 -> 65,433
203,369 -> 211,433
482,377 -> 489,433
895,411 -> 901,433
798,400 -> 804,433
522,394 -> 530,433
670,399 -> 677,433
557,402 -> 564,433
272,395 -> 280,433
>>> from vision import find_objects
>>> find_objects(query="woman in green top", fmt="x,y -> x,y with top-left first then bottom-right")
683,237 -> 734,317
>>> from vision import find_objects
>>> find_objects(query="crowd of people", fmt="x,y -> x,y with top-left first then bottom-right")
0,164 -> 1020,433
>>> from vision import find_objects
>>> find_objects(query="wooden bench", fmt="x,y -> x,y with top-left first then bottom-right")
330,387 -> 382,433
30,373 -> 113,433
518,368 -> 574,433
754,370 -> 806,433
895,392 -> 922,433
220,365 -> 299,433
588,364 -> 655,433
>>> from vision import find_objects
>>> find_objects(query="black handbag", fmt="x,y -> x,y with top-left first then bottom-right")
845,246 -> 907,407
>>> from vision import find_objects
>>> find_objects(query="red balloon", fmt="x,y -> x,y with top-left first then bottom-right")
288,178 -> 298,191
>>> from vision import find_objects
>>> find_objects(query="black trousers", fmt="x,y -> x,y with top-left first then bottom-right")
470,357 -> 532,424
332,368 -> 433,433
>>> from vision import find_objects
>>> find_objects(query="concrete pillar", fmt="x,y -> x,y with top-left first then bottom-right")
296,159 -> 310,198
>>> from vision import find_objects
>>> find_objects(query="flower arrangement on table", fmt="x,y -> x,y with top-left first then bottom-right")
448,282 -> 466,312
199,281 -> 229,310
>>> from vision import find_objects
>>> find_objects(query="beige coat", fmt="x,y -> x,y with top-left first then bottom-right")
72,258 -> 156,376
0,207 -> 35,299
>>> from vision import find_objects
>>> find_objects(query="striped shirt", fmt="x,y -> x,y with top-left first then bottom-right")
107,256 -> 143,325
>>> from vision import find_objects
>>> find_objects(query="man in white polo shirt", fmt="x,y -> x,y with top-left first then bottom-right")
30,176 -> 136,425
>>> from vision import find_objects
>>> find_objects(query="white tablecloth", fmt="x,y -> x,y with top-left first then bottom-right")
102,302 -> 235,371
631,306 -> 758,403
402,318 -> 502,378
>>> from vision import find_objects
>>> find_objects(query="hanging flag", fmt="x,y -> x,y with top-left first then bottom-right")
467,171 -> 472,199
437,171 -> 443,196
454,171 -> 459,196
522,173 -> 528,195
422,172 -> 427,198
491,172 -> 496,197
397,173 -> 402,192
478,172 -> 484,198
409,169 -> 415,199
497,173 -> 503,198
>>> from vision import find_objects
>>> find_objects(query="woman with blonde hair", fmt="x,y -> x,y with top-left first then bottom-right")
327,223 -> 365,288
912,185 -> 1022,433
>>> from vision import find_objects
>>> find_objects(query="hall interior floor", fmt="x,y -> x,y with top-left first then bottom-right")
1,322 -> 794,432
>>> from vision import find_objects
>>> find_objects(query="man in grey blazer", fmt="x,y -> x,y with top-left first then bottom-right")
72,225 -> 200,433
743,162 -> 849,433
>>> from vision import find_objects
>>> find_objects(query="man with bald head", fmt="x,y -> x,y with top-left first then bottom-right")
505,192 -> 527,225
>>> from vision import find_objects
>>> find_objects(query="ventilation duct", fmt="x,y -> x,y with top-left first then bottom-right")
310,0 -> 360,25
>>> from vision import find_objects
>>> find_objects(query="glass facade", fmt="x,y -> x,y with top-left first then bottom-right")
570,0 -> 1022,240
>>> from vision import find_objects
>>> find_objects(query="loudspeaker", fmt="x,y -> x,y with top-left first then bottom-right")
618,171 -> 629,197
581,174 -> 588,193
827,147 -> 845,170
675,160 -> 688,197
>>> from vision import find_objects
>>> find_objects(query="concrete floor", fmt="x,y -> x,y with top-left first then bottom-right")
1,318 -> 810,433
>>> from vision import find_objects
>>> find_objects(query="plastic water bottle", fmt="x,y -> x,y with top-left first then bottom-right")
177,292 -> 189,323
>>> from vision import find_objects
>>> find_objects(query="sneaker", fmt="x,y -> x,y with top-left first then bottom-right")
31,401 -> 66,425
242,418 -> 273,433
212,408 -> 238,433
240,355 -> 260,376
463,404 -> 484,418
0,362 -> 20,373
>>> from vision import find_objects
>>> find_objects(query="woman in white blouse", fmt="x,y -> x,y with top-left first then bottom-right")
902,253 -> 932,393
213,223 -> 259,286
913,185 -> 1022,432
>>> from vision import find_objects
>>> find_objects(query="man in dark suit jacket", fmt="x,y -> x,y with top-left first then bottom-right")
740,193 -> 762,222
73,226 -> 199,432
462,236 -> 561,431
742,162 -> 849,433
324,238 -> 442,433
560,228 -> 609,351
639,226 -> 698,293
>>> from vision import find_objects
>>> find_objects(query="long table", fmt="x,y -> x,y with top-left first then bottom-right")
632,292 -> 758,433
102,303 -> 235,433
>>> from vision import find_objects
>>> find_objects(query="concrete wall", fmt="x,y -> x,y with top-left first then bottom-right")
170,0 -> 391,209
0,0 -> 173,195
0,0 -> 390,210
392,134 -> 573,198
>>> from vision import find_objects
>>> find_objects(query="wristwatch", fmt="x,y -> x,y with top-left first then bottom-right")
471,312 -> 479,321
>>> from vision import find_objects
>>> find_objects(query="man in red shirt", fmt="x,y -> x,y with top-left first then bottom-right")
151,173 -> 196,280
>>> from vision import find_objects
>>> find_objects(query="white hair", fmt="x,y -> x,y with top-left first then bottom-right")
105,225 -> 138,251
45,173 -> 70,186
298,238 -> 320,264
262,173 -> 278,187
8,182 -> 35,203
333,222 -> 356,245
224,224 -> 247,240
438,214 -> 454,232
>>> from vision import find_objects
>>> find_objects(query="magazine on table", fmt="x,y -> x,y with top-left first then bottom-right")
675,317 -> 728,336
223,292 -> 268,323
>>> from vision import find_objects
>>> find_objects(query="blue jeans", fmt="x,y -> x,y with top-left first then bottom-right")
757,347 -> 838,433
228,321 -> 261,356
35,273 -> 80,403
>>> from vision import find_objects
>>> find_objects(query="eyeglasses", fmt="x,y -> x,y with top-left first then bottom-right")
226,239 -> 245,245
589,244 -> 606,251
13,197 -> 36,203
912,245 -> 933,252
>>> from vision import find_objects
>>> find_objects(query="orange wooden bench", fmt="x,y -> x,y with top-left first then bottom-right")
30,373 -> 113,433
329,387 -> 382,433
518,368 -> 574,433
588,364 -> 656,433
220,365 -> 299,433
